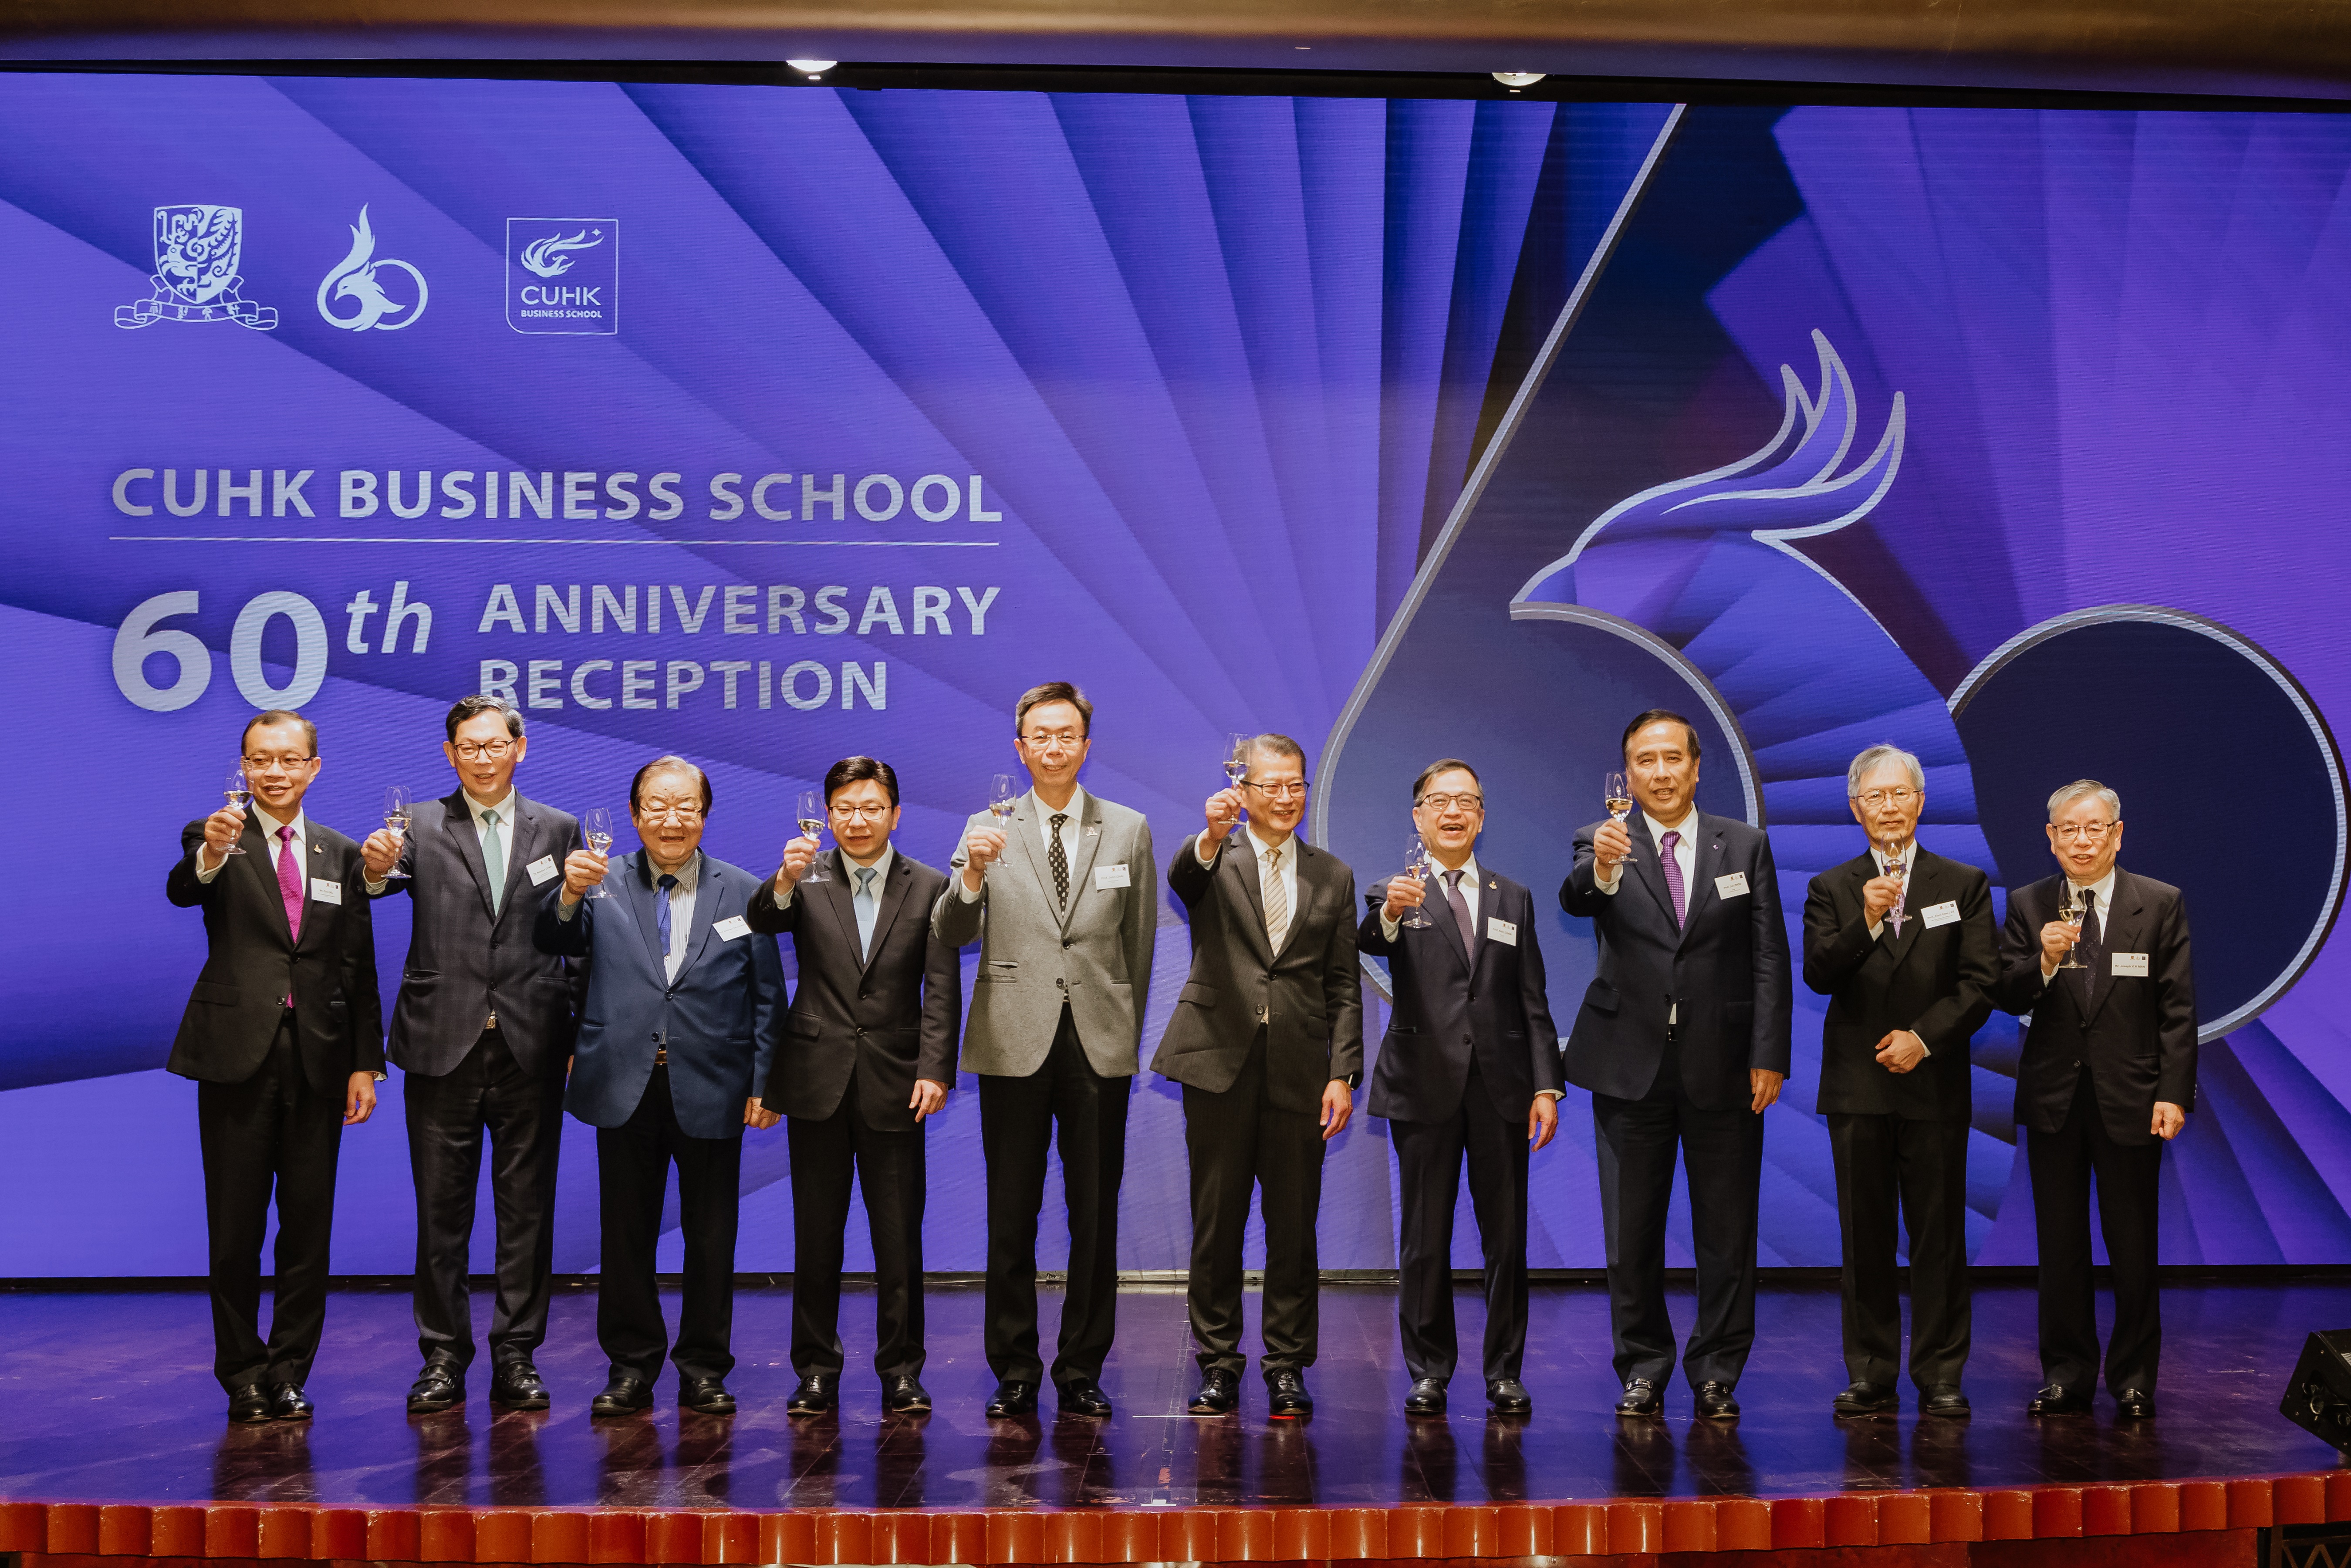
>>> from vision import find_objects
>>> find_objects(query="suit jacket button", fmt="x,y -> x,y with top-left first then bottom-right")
856,1027 -> 866,1037
1063,938 -> 1073,948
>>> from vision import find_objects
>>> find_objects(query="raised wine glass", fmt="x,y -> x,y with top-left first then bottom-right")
1400,833 -> 1434,930
218,765 -> 251,855
581,806 -> 616,899
1224,733 -> 1252,841
380,785 -> 413,881
2055,888 -> 2088,970
1603,771 -> 1637,864
1880,835 -> 1908,935
797,788 -> 832,882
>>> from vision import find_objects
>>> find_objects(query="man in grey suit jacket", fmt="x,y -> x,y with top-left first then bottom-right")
932,681 -> 1156,1419
361,696 -> 584,1415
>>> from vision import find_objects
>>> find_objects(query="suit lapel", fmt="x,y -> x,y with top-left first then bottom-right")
1008,802 -> 1057,913
441,792 -> 496,922
237,811 -> 296,948
672,855 -> 723,980
818,850 -> 864,960
295,834 -> 334,954
1226,835 -> 1274,964
2084,869 -> 2142,1026
1626,821 -> 1680,943
1278,844 -> 1327,961
859,854 -> 914,973
1061,795 -> 1106,932
494,797 -> 542,926
1674,818 -> 1724,954
620,852 -> 670,980
1423,862 -> 1475,975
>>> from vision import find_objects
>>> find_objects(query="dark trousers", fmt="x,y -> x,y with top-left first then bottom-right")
196,1014 -> 346,1392
977,1005 -> 1129,1388
1828,1112 -> 1971,1390
2030,1068 -> 2164,1396
595,1066 -> 743,1384
1392,1064 -> 1530,1386
1591,1038 -> 1764,1389
789,1080 -> 928,1382
404,1027 -> 566,1371
1183,1030 -> 1326,1377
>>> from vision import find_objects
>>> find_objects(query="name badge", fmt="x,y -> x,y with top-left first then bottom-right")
1094,863 -> 1132,890
712,916 -> 750,942
1715,872 -> 1750,899
1921,900 -> 1960,929
2112,952 -> 2149,977
527,854 -> 559,886
310,877 -> 344,905
1487,917 -> 1519,946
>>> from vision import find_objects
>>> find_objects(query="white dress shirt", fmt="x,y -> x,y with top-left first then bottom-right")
958,784 -> 1087,901
1202,824 -> 1301,949
2041,864 -> 2119,981
1594,810 -> 1698,1024
196,803 -> 303,882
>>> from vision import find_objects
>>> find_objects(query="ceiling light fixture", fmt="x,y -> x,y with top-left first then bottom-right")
1491,72 -> 1546,87
785,58 -> 840,78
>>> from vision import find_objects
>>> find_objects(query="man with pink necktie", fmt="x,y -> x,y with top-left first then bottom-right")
167,710 -> 382,1426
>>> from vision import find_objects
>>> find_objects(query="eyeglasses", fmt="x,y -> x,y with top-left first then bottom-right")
452,740 -> 515,761
1020,729 -> 1086,748
1417,792 -> 1485,812
1242,779 -> 1311,801
637,803 -> 704,822
1854,787 -> 1919,809
2052,821 -> 2116,843
241,753 -> 316,774
830,803 -> 892,821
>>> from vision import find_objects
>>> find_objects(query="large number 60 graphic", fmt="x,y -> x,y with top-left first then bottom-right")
112,590 -> 329,713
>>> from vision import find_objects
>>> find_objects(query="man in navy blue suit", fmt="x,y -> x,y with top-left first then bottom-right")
535,755 -> 785,1418
1359,758 -> 1562,1418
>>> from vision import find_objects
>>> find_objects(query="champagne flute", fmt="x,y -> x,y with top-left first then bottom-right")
582,805 -> 615,899
797,788 -> 832,883
1223,732 -> 1252,841
1400,834 -> 1434,930
1603,771 -> 1638,864
1881,835 -> 1908,935
2055,888 -> 2088,970
219,765 -> 251,855
380,785 -> 413,881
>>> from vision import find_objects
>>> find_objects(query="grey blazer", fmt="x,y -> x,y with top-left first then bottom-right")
932,791 -> 1157,1078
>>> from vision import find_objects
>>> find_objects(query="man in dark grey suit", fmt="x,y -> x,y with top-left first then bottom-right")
361,695 -> 583,1415
933,681 -> 1156,1420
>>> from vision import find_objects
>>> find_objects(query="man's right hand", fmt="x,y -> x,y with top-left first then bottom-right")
1593,819 -> 1633,871
361,828 -> 402,879
961,823 -> 1007,892
199,805 -> 247,870
561,847 -> 609,905
2038,919 -> 2078,969
774,834 -> 819,891
1203,787 -> 1243,839
1861,873 -> 1902,923
1382,872 -> 1427,924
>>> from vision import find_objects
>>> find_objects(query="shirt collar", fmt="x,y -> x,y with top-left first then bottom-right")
1871,838 -> 1919,873
1642,808 -> 1696,846
649,851 -> 700,892
844,840 -> 895,886
465,789 -> 517,826
1430,851 -> 1480,887
1246,823 -> 1297,864
1031,784 -> 1086,823
251,803 -> 304,840
2067,865 -> 2120,910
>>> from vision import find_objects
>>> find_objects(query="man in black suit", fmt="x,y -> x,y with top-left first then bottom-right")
1154,734 -> 1363,1420
1995,778 -> 2195,1419
1560,709 -> 1792,1422
1801,744 -> 1995,1419
1359,759 -> 1561,1418
360,696 -> 583,1415
166,710 -> 382,1424
743,756 -> 962,1419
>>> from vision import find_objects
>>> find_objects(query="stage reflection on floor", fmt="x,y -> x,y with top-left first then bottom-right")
0,1281 -> 2339,1509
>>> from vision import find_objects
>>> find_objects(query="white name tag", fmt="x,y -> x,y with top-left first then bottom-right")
1487,917 -> 1518,946
1921,900 -> 1960,929
1715,872 -> 1749,899
527,854 -> 559,886
1094,863 -> 1132,890
2113,952 -> 2149,977
310,877 -> 343,905
712,916 -> 750,942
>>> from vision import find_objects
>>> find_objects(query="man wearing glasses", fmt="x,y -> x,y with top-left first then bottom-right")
1154,734 -> 1362,1419
746,756 -> 962,1418
537,756 -> 785,1418
167,710 -> 382,1424
360,696 -> 584,1415
1359,760 -> 1561,1417
1995,780 -> 2195,1419
934,682 -> 1156,1420
1800,745 -> 1995,1419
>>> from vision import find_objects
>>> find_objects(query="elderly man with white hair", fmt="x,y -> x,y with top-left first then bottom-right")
1800,743 -> 1996,1419
1995,779 -> 2195,1421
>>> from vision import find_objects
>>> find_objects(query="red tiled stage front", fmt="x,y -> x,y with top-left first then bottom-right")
0,1281 -> 2343,1565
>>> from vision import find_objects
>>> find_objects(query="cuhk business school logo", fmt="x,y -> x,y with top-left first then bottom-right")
507,218 -> 617,335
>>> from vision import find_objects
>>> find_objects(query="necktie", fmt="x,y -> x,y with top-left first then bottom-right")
1049,813 -> 1069,907
2066,888 -> 2102,1008
656,872 -> 677,972
1443,868 -> 1475,961
1659,830 -> 1687,927
276,824 -> 305,943
855,866 -> 880,960
1262,845 -> 1289,953
480,808 -> 504,916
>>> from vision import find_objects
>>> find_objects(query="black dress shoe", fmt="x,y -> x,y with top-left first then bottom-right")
1615,1378 -> 1662,1417
2114,1388 -> 2157,1419
787,1372 -> 838,1416
1833,1380 -> 1899,1416
490,1361 -> 549,1411
1267,1369 -> 1314,1419
591,1373 -> 654,1417
985,1379 -> 1038,1418
1188,1368 -> 1239,1416
407,1362 -> 465,1415
679,1375 -> 736,1416
1694,1380 -> 1740,1420
226,1382 -> 273,1425
1404,1376 -> 1447,1416
882,1374 -> 932,1414
1921,1385 -> 1971,1418
1486,1378 -> 1533,1416
2027,1382 -> 2091,1416
1057,1377 -> 1114,1418
268,1383 -> 315,1422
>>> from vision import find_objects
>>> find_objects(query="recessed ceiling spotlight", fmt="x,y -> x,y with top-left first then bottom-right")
786,58 -> 840,77
1491,72 -> 1546,87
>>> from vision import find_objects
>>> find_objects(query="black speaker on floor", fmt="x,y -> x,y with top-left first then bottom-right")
2281,1331 -> 2351,1452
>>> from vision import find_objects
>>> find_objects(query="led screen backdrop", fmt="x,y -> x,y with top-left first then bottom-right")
0,80 -> 2343,1277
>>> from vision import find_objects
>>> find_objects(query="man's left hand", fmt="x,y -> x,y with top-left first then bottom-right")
744,1097 -> 781,1130
2152,1101 -> 2187,1140
1750,1068 -> 1785,1113
911,1079 -> 948,1122
1320,1079 -> 1353,1141
345,1072 -> 378,1125
1874,1030 -> 1927,1074
1528,1094 -> 1559,1151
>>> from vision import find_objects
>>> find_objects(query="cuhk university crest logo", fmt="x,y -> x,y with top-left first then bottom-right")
115,204 -> 278,329
507,217 -> 618,335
